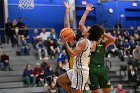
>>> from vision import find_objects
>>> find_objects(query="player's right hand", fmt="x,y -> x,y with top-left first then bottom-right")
86,3 -> 94,12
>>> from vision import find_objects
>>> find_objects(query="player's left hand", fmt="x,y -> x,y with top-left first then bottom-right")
60,35 -> 68,44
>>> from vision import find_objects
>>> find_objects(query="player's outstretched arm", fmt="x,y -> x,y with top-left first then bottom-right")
64,2 -> 71,28
79,4 -> 93,34
103,33 -> 116,48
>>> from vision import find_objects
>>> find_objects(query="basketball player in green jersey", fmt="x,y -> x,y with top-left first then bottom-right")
79,4 -> 115,93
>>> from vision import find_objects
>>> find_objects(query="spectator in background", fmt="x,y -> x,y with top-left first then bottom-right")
50,29 -> 58,44
17,17 -> 25,27
55,62 -> 66,93
112,29 -> 117,38
133,45 -> 140,60
47,81 -> 58,93
36,40 -> 48,60
115,21 -> 122,29
1,49 -> 11,71
22,26 -> 29,40
14,27 -> 21,47
46,39 -> 60,59
123,30 -> 130,40
32,28 -> 39,49
107,43 -> 118,57
20,35 -> 30,55
116,84 -> 126,93
33,63 -> 45,86
12,19 -> 17,28
22,64 -> 36,87
115,35 -> 123,47
129,36 -> 136,54
40,28 -> 50,42
123,39 -> 131,57
134,34 -> 140,45
45,64 -> 55,86
57,50 -> 68,64
41,57 -> 49,85
128,65 -> 140,85
17,17 -> 25,35
5,18 -> 15,47
111,85 -> 116,93
62,61 -> 69,71
132,45 -> 140,73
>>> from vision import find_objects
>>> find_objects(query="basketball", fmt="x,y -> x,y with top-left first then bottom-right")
60,28 -> 75,42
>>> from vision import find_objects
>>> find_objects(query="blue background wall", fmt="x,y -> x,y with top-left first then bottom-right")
8,0 -> 65,36
0,1 -> 5,43
7,0 -> 140,36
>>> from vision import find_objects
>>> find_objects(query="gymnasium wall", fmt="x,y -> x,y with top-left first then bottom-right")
75,0 -> 140,28
8,0 -> 65,36
0,1 -> 4,43
101,1 -> 140,28
7,0 -> 140,36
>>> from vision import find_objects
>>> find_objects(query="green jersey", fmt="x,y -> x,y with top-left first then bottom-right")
89,43 -> 106,68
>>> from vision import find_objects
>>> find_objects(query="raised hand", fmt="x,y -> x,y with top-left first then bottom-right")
86,3 -> 94,12
64,2 -> 71,9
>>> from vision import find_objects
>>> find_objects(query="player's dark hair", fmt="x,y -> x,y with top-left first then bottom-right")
88,24 -> 105,41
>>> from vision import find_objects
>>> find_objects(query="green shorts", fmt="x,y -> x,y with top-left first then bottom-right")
89,65 -> 111,90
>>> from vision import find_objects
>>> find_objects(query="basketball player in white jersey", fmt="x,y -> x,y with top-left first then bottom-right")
57,2 -> 95,93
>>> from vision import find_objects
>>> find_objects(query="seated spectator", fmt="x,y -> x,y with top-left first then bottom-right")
115,35 -> 123,47
129,36 -> 136,54
20,35 -> 30,55
46,39 -> 60,59
55,62 -> 66,93
133,45 -> 140,60
123,30 -> 130,40
22,64 -> 36,87
134,34 -> 140,45
0,59 -> 3,71
62,61 -> 69,71
57,50 -> 68,64
107,43 -> 118,57
128,65 -> 140,85
1,49 -> 11,71
32,28 -> 39,49
50,28 -> 58,44
116,84 -> 126,93
33,63 -> 45,86
132,45 -> 140,72
111,85 -> 116,93
41,57 -> 49,84
36,40 -> 48,60
45,64 -> 55,86
40,28 -> 50,42
123,39 -> 131,57
47,81 -> 58,93
55,62 -> 66,77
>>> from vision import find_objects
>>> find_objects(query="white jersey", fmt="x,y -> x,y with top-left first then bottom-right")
73,39 -> 91,70
66,39 -> 91,91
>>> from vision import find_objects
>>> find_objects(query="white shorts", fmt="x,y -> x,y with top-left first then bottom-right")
66,69 -> 89,91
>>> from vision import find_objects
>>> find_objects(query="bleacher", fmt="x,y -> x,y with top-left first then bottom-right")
0,44 -> 140,93
0,44 -> 57,93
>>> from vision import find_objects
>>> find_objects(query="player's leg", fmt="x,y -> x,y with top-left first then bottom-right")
57,73 -> 71,93
102,88 -> 111,93
100,67 -> 111,93
89,68 -> 100,93
91,89 -> 100,93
